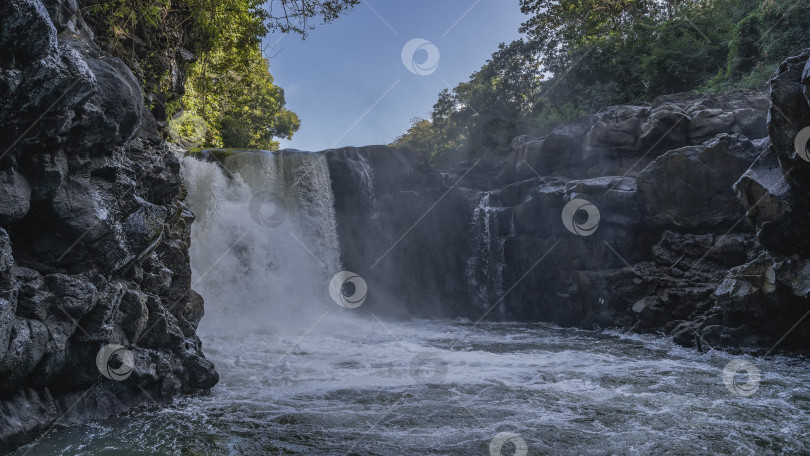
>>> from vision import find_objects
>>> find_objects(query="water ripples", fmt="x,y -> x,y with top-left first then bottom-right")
16,319 -> 810,455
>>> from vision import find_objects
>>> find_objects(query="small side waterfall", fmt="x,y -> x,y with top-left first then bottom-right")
466,192 -> 506,313
181,150 -> 342,332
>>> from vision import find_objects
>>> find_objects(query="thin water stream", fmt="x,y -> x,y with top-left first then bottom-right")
14,151 -> 810,455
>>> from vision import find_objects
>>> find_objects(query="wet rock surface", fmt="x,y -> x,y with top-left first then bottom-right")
328,52 -> 810,356
0,0 -> 217,452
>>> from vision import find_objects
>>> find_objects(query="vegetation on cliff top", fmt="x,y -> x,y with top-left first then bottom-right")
82,0 -> 358,150
394,0 -> 810,164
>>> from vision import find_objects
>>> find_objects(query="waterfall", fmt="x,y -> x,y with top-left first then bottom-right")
180,150 -> 342,333
466,192 -> 506,313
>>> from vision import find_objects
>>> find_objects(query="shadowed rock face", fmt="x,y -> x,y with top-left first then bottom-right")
708,49 -> 810,351
0,0 -> 217,451
326,52 -> 810,355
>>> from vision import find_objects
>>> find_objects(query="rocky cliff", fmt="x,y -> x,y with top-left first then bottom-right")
0,0 -> 217,452
1,0 -> 808,449
327,51 -> 810,355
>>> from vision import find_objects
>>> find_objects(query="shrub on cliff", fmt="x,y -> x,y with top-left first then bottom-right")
82,0 -> 356,149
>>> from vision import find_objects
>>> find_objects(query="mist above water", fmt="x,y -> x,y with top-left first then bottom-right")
15,151 -> 810,455
181,150 -> 345,334
16,319 -> 810,455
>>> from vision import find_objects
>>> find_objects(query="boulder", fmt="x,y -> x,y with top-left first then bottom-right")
637,134 -> 759,228
734,51 -> 810,255
711,252 -> 810,351
0,167 -> 30,224
768,49 -> 810,188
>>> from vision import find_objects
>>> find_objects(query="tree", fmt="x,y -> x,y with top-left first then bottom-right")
398,0 -> 810,164
265,0 -> 359,36
427,39 -> 545,159
392,118 -> 440,164
83,0 -> 358,149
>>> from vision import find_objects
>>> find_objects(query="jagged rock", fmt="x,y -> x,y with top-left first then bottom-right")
496,91 -> 768,185
735,50 -> 810,255
585,105 -> 650,158
0,167 -> 30,224
322,69 -> 802,356
637,133 -> 760,228
496,115 -> 594,183
689,109 -> 736,143
768,49 -> 810,188
0,0 -> 216,451
0,0 -> 56,64
710,252 -> 810,350
637,107 -> 690,155
0,230 -> 15,363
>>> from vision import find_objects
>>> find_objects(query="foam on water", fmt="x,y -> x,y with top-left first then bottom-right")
14,153 -> 810,455
181,151 -> 342,333
16,319 -> 810,455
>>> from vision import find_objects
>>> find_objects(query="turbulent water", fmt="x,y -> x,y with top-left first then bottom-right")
15,320 -> 810,455
14,151 -> 810,455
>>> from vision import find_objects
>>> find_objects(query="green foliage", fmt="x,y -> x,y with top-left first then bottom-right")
398,0 -> 810,164
394,40 -> 546,163
181,24 -> 301,150
392,119 -> 443,164
81,0 -> 356,149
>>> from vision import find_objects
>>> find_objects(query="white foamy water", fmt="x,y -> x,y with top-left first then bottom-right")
181,150 -> 342,331
14,152 -> 810,455
16,319 -> 810,455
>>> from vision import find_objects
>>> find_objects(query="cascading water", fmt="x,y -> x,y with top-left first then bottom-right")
17,151 -> 810,455
181,150 -> 342,331
466,192 -> 506,313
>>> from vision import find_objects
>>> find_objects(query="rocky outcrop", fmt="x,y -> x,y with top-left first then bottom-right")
697,48 -> 810,352
497,91 -> 768,183
0,0 -> 217,452
327,52 -> 810,355
326,146 -> 481,318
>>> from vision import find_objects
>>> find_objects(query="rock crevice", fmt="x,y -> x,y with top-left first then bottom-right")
0,0 -> 217,451
328,50 -> 810,355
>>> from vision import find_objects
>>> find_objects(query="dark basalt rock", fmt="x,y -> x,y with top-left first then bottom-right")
637,134 -> 760,229
497,91 -> 769,183
326,146 -> 480,318
325,52 -> 810,355
0,0 -> 217,452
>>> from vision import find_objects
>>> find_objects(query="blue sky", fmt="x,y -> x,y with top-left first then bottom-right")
264,0 -> 527,151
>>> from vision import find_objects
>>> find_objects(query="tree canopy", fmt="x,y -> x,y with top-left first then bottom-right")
83,0 -> 358,150
395,0 -> 810,164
